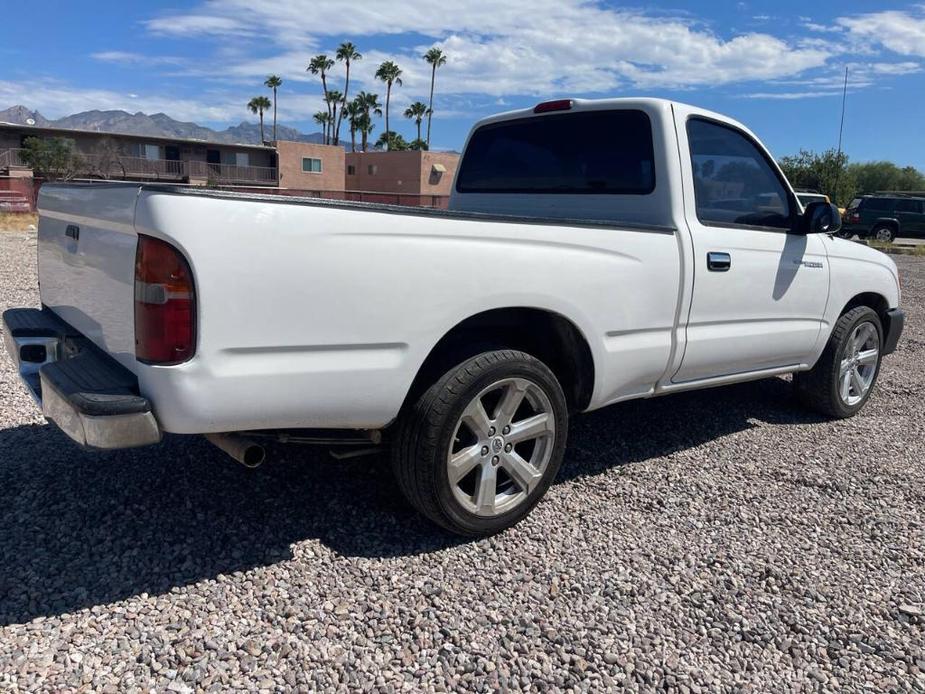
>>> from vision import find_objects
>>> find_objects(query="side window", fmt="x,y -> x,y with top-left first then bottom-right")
863,197 -> 891,212
688,118 -> 792,230
895,199 -> 922,213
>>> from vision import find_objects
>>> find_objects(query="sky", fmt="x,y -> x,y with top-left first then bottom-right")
1,1 -> 924,167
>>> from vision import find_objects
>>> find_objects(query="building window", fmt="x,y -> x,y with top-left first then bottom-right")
235,152 -> 250,167
368,164 -> 378,175
302,157 -> 323,173
129,143 -> 161,160
347,164 -> 356,175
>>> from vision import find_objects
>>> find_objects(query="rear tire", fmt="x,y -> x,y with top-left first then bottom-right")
871,224 -> 896,243
794,306 -> 883,419
392,350 -> 568,536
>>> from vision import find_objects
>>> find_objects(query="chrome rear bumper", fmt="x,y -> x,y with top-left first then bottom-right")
2,308 -> 161,449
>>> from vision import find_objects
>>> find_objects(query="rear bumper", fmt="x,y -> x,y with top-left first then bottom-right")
2,307 -> 161,449
883,308 -> 905,356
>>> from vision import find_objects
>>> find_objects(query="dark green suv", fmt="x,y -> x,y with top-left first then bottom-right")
842,194 -> 925,242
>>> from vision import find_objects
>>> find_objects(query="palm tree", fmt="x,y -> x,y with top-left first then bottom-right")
344,99 -> 364,153
264,75 -> 282,141
307,54 -> 335,137
374,61 -> 403,151
375,131 -> 408,151
423,48 -> 447,147
354,91 -> 382,152
325,90 -> 344,146
356,113 -> 375,153
334,42 -> 361,146
313,111 -> 331,143
404,101 -> 429,143
247,96 -> 271,144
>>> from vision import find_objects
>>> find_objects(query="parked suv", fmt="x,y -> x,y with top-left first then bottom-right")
842,194 -> 925,242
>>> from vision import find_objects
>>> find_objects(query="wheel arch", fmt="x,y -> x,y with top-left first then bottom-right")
839,292 -> 893,338
872,218 -> 900,234
400,307 -> 596,416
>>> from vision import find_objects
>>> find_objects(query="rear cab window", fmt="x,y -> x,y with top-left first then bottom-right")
455,110 -> 655,195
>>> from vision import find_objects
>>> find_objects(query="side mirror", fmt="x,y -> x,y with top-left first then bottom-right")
800,201 -> 842,234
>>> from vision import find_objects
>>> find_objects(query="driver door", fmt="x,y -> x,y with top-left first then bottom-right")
673,110 -> 830,383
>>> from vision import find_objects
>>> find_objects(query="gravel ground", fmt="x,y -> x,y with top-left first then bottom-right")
0,228 -> 922,692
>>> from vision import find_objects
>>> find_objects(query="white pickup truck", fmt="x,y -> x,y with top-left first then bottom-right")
3,98 -> 904,535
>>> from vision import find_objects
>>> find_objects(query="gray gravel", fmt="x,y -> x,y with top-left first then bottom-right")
0,227 -> 923,692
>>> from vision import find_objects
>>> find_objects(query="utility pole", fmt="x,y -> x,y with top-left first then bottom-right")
833,66 -> 849,204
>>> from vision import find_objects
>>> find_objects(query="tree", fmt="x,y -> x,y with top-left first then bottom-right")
247,96 -> 271,144
375,61 -> 403,150
848,161 -> 925,195
334,42 -> 361,146
375,131 -> 408,151
19,136 -> 80,180
307,54 -> 335,141
778,148 -> 855,207
354,91 -> 382,152
325,90 -> 344,146
409,138 -> 429,151
264,75 -> 283,142
87,137 -> 126,179
313,111 -> 331,143
404,101 -> 429,143
344,99 -> 364,153
423,47 -> 447,147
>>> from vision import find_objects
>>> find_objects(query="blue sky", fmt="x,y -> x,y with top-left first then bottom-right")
1,1 -> 924,167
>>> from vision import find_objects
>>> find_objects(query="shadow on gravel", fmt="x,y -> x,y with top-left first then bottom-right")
0,376 -> 823,625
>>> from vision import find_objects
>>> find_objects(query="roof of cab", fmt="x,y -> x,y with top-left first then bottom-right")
470,96 -> 747,135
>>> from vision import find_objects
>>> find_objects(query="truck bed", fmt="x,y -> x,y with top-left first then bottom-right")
34,181 -> 683,434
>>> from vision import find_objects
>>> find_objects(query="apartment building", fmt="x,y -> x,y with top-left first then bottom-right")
0,122 -> 460,206
0,122 -> 278,186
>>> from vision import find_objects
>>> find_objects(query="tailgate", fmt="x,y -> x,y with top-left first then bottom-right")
37,183 -> 141,373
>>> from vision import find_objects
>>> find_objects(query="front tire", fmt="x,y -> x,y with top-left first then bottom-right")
794,306 -> 883,418
392,350 -> 568,536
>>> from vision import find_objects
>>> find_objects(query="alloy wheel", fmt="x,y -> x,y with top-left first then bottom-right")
447,377 -> 556,517
839,321 -> 880,407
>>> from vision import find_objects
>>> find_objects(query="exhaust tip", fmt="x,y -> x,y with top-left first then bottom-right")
206,433 -> 266,468
242,444 -> 266,468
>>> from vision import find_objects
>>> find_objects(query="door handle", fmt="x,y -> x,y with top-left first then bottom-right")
707,251 -> 731,272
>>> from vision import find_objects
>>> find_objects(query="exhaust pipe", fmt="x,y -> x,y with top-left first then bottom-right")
205,433 -> 266,468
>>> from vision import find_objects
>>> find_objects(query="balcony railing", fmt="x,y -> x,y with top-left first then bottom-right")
0,148 -> 28,170
0,148 -> 277,185
186,160 -> 278,184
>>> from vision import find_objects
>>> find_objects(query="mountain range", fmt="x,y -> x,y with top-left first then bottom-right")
0,105 -> 332,147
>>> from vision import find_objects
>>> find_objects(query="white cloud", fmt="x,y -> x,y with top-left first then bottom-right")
837,8 -> 925,57
742,90 -> 849,100
141,0 -> 832,95
91,51 -> 184,66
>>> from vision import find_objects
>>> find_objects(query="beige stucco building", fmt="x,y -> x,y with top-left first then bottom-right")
344,150 -> 458,196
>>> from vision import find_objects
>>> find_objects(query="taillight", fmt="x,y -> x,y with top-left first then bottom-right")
134,235 -> 196,365
533,99 -> 573,113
